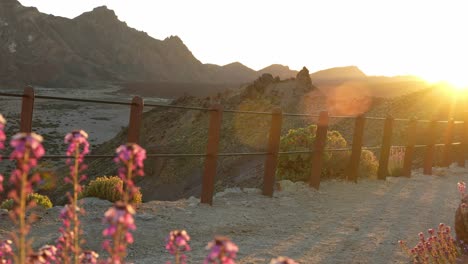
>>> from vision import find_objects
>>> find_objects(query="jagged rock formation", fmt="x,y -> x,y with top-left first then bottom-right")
296,66 -> 313,92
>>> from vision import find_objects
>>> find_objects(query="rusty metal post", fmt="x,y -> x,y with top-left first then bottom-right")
346,115 -> 366,182
127,96 -> 144,144
20,86 -> 35,133
200,104 -> 223,205
423,120 -> 437,175
309,111 -> 328,189
377,116 -> 394,180
442,118 -> 455,167
402,118 -> 417,177
458,113 -> 468,167
263,108 -> 282,197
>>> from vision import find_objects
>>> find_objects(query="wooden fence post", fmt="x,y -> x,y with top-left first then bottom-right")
200,104 -> 223,205
442,118 -> 455,167
263,107 -> 282,197
346,115 -> 366,182
458,112 -> 468,167
309,111 -> 328,189
423,120 -> 437,175
377,116 -> 394,180
402,118 -> 417,177
20,86 -> 35,133
127,96 -> 144,144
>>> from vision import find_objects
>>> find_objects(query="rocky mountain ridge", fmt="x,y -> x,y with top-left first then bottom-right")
0,1 -> 299,88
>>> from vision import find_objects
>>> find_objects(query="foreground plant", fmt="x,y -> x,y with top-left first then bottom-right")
399,223 -> 459,263
56,130 -> 90,264
114,143 -> 146,204
102,143 -> 146,263
79,250 -> 99,264
0,239 -> 13,263
7,132 -> 44,264
0,114 -> 6,193
102,202 -> 136,263
204,236 -> 238,264
166,230 -> 191,264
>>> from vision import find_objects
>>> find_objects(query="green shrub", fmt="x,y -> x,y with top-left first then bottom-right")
359,149 -> 379,178
0,193 -> 53,210
277,125 -> 378,181
80,176 -> 142,204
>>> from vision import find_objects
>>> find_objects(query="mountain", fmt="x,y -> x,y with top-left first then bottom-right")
0,1 -> 269,88
258,64 -> 298,80
310,65 -> 367,82
310,66 -> 428,98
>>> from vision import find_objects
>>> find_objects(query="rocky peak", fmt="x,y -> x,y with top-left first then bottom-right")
164,35 -> 183,43
296,67 -> 312,89
75,5 -> 118,23
90,6 -> 117,17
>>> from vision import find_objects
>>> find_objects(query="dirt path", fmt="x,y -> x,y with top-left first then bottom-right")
0,164 -> 466,263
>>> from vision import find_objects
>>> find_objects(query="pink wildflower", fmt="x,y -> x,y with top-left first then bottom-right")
56,205 -> 75,263
65,130 -> 89,162
204,236 -> 238,264
166,230 -> 191,264
8,132 -> 44,264
37,245 -> 57,263
270,256 -> 298,264
79,250 -> 99,264
114,143 -> 146,204
102,202 -> 136,263
0,114 -> 6,193
64,130 -> 90,263
0,240 -> 13,264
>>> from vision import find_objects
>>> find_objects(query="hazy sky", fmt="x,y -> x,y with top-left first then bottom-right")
18,0 -> 468,84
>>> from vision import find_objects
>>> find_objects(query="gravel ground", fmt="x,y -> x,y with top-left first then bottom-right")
0,164 -> 467,263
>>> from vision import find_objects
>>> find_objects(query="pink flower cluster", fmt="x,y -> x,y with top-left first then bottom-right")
399,223 -> 458,263
7,132 -> 45,263
204,236 -> 239,264
62,130 -> 90,263
165,230 -> 191,264
79,250 -> 99,264
0,239 -> 13,264
55,205 -> 75,262
102,201 -> 136,263
270,256 -> 299,264
8,133 -> 45,197
64,130 -> 90,162
0,114 -> 5,192
26,245 -> 57,263
64,130 -> 89,186
114,143 -> 146,203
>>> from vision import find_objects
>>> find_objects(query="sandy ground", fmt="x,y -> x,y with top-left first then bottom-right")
0,164 -> 467,263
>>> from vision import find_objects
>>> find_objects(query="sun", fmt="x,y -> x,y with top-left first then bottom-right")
421,73 -> 468,92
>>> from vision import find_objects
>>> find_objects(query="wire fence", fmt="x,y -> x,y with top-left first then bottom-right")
1,87 -> 467,204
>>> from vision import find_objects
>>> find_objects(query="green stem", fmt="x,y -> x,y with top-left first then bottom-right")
18,149 -> 30,264
73,147 -> 81,264
122,157 -> 133,204
175,249 -> 180,264
113,221 -> 125,262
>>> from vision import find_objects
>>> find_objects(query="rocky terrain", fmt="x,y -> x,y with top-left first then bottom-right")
27,64 -> 439,203
0,165 -> 466,263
